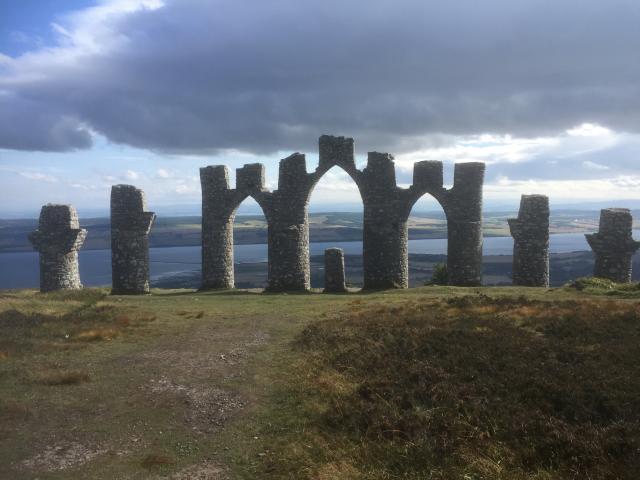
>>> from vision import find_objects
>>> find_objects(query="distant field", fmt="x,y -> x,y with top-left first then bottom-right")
2,210 -> 637,253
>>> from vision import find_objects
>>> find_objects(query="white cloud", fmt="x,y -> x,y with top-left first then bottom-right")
68,182 -> 97,190
125,169 -> 139,180
175,183 -> 197,194
582,160 -> 609,171
566,123 -> 612,137
484,175 -> 640,201
395,133 -> 559,170
156,168 -> 170,178
19,171 -> 58,183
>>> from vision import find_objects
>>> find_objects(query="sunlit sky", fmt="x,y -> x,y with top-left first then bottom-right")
1,0 -> 639,217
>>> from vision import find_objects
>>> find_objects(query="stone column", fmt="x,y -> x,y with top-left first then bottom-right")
29,204 -> 87,292
362,152 -> 408,289
200,166 -> 235,289
585,208 -> 640,283
111,185 -> 156,294
266,153 -> 312,291
324,248 -> 347,292
445,163 -> 485,286
508,194 -> 550,287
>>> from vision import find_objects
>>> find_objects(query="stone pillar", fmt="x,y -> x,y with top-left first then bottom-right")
324,248 -> 347,292
266,153 -> 312,291
362,152 -> 408,289
585,208 -> 640,283
110,185 -> 156,294
508,194 -> 550,287
445,162 -> 485,286
29,204 -> 87,292
200,166 -> 235,289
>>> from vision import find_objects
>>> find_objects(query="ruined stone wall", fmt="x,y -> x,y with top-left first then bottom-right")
586,208 -> 640,283
29,204 -> 87,292
111,185 -> 156,294
200,136 -> 359,292
508,194 -> 550,287
200,135 -> 485,291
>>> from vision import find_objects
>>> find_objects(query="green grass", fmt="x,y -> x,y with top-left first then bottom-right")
567,277 -> 640,297
0,285 -> 639,478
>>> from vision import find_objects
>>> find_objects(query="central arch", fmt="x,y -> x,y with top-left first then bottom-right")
307,165 -> 364,289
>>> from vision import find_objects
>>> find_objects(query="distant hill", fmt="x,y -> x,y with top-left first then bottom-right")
1,210 -> 638,253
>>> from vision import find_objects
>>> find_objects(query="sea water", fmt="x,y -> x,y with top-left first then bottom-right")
2,231 -> 638,289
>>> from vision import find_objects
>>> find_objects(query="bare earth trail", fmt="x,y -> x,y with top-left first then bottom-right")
0,288 -> 333,479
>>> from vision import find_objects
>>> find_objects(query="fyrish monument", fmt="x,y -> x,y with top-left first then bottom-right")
27,135 -> 638,293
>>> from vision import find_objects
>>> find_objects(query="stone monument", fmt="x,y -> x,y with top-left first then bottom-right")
201,135 -> 485,291
324,248 -> 347,292
28,204 -> 87,292
508,194 -> 550,287
110,185 -> 156,294
585,208 -> 639,283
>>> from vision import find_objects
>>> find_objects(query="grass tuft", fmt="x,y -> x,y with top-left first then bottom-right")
568,277 -> 640,297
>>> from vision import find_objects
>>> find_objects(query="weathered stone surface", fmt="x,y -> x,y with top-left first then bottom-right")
508,194 -> 550,287
29,204 -> 87,292
324,248 -> 347,292
200,135 -> 486,291
585,208 -> 640,283
200,166 -> 237,290
110,185 -> 155,294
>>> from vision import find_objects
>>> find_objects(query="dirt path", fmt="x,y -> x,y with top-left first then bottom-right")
1,292 -> 276,479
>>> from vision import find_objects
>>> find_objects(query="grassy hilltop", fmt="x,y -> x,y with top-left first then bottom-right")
1,284 -> 640,479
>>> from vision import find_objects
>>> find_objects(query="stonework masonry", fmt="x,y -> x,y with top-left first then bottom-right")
29,204 -> 87,292
324,248 -> 347,292
201,135 -> 485,291
508,194 -> 550,287
585,208 -> 640,283
111,185 -> 156,294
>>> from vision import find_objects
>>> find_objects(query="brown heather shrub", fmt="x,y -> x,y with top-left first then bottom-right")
76,328 -> 120,342
291,296 -> 640,479
115,314 -> 131,326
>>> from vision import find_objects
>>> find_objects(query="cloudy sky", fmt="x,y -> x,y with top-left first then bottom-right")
1,0 -> 639,217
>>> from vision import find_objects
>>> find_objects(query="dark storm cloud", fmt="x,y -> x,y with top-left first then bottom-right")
1,0 -> 639,153
0,93 -> 92,151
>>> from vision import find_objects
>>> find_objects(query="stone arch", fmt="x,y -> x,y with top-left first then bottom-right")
308,135 -> 364,198
200,136 -> 485,292
200,163 -> 271,289
307,164 -> 365,288
262,136 -> 364,291
402,161 -> 485,286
